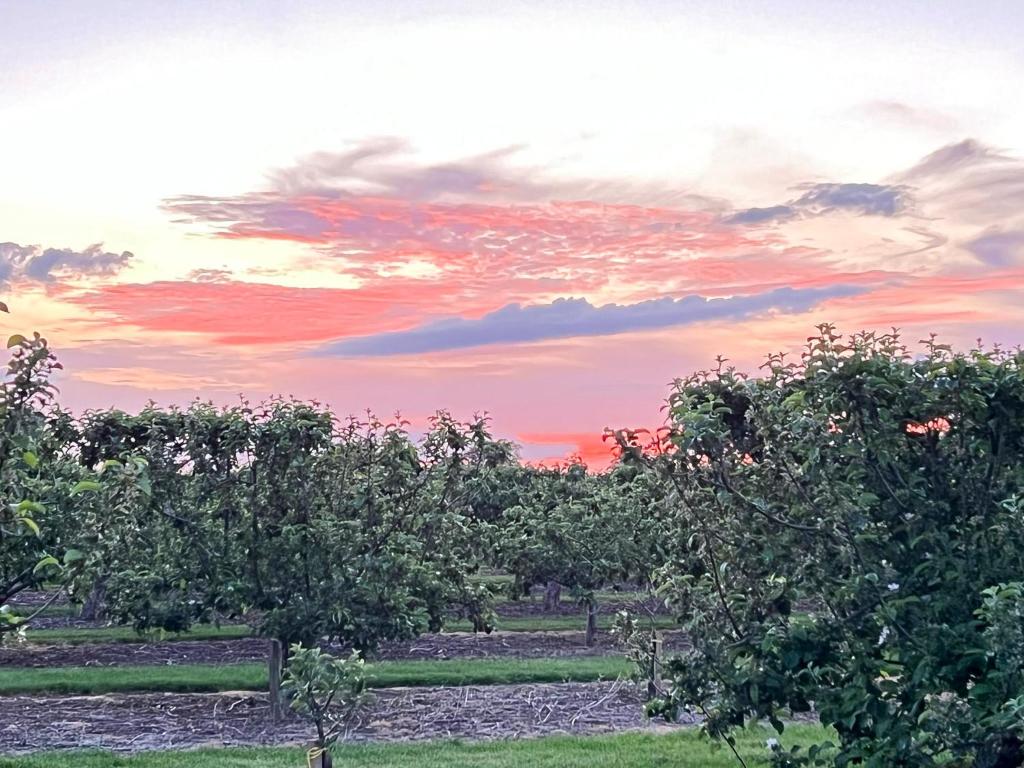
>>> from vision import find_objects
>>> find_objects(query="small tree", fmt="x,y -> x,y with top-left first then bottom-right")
283,643 -> 368,766
500,461 -> 665,645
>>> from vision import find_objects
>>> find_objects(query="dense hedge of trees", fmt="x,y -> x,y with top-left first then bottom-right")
1,334 -> 667,653
4,322 -> 1024,767
620,326 -> 1024,767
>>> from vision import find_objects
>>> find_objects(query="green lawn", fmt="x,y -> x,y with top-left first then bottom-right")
0,656 -> 634,695
26,614 -> 677,645
10,603 -> 79,618
0,726 -> 831,767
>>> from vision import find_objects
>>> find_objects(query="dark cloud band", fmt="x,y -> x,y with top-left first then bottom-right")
318,284 -> 866,357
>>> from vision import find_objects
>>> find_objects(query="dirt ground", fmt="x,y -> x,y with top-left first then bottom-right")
1,630 -> 688,668
494,595 -> 667,618
0,681 -> 696,753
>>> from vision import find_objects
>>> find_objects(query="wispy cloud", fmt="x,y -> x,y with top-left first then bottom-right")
964,230 -> 1024,267
258,138 -> 717,207
853,100 -> 960,133
894,139 -> 1024,224
318,285 -> 865,357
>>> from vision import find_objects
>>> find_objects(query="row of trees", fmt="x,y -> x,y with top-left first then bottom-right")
1,334 -> 669,657
7,321 -> 1024,767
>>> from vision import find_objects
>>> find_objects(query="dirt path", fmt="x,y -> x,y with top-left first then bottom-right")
1,631 -> 689,668
0,682 -> 697,753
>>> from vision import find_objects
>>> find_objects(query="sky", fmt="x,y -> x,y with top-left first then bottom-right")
2,0 -> 1023,465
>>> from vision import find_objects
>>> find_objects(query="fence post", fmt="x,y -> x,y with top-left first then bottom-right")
648,631 -> 663,699
269,639 -> 283,722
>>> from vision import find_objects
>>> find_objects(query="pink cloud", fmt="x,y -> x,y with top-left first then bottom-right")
18,138 -> 1024,462
69,278 -> 510,345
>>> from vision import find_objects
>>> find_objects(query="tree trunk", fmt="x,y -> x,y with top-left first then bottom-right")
268,639 -> 283,722
80,577 -> 108,621
584,599 -> 599,647
543,581 -> 562,612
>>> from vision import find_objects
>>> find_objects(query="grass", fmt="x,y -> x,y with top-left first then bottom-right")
26,614 -> 677,645
0,656 -> 634,696
9,604 -> 79,619
0,726 -> 831,767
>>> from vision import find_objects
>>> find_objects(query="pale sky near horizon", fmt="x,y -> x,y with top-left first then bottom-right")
2,1 -> 1023,464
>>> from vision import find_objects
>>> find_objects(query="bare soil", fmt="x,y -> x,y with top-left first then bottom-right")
1,631 -> 689,668
6,591 -> 68,609
0,681 -> 697,754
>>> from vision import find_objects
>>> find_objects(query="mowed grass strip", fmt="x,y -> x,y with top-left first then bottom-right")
0,656 -> 633,696
26,615 -> 677,645
0,726 -> 830,768
26,624 -> 252,645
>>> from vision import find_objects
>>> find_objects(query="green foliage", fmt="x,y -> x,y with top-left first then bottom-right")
283,643 -> 369,747
629,325 -> 1024,767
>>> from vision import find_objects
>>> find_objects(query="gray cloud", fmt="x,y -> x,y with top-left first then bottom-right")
726,183 -> 909,226
186,268 -> 234,283
0,241 -> 133,287
724,205 -> 794,225
319,284 -> 865,357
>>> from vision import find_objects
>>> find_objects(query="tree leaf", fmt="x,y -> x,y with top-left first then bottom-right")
63,548 -> 86,565
33,555 -> 59,574
71,480 -> 103,495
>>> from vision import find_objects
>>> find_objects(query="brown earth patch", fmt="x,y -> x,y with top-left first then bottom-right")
0,681 -> 697,754
1,631 -> 689,668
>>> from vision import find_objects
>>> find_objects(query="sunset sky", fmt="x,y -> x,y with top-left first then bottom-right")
3,1 -> 1023,465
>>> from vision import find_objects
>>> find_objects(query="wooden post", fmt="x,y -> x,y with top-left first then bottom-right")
584,600 -> 598,647
269,639 -> 283,722
648,631 -> 663,699
308,748 -> 333,768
